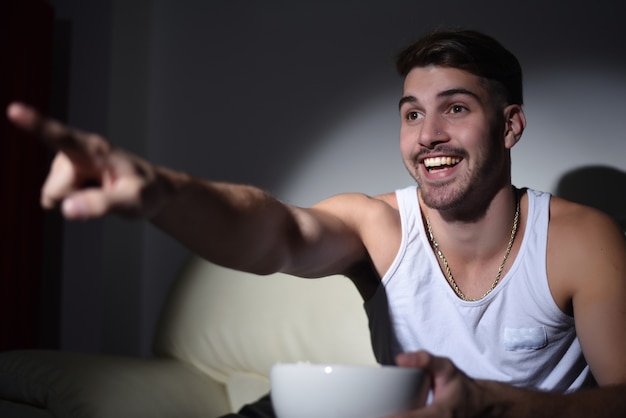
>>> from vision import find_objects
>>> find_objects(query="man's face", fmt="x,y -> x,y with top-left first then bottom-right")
399,65 -> 509,213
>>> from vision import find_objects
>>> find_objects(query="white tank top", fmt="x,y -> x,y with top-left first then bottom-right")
364,186 -> 593,391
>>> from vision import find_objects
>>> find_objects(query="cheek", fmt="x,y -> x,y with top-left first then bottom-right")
399,126 -> 416,158
399,136 -> 419,176
453,123 -> 491,150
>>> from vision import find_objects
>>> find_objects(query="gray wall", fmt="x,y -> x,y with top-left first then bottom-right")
49,0 -> 626,356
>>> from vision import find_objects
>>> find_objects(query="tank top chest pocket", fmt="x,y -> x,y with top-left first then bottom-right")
503,326 -> 548,350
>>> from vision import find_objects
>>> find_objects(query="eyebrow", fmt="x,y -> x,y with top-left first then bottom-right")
398,88 -> 482,110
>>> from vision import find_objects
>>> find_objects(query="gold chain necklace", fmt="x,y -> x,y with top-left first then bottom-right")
425,197 -> 520,302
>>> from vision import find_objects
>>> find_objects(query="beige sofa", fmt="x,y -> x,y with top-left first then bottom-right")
0,256 -> 377,417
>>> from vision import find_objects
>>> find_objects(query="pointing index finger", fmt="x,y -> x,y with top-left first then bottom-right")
7,102 -> 110,163
8,102 -> 77,147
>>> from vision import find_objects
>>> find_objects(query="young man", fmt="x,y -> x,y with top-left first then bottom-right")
7,29 -> 626,417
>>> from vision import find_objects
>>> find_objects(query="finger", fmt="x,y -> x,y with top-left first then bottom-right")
7,102 -> 110,163
397,351 -> 459,391
41,153 -> 77,209
6,102 -> 38,130
396,351 -> 433,369
8,102 -> 71,143
405,352 -> 457,379
62,189 -> 114,220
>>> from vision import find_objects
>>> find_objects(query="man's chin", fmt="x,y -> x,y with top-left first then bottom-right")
417,182 -> 464,209
419,190 -> 464,212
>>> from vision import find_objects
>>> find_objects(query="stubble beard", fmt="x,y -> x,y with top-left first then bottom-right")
414,142 -> 507,220
416,170 -> 473,212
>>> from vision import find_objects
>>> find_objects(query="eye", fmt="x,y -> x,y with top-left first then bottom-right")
449,104 -> 468,114
404,110 -> 423,122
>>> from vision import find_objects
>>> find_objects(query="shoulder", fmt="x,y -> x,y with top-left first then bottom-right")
547,195 -> 626,312
312,191 -> 402,243
548,196 -> 623,252
313,191 -> 403,276
312,191 -> 400,222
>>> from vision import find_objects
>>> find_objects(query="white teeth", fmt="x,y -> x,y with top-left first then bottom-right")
423,156 -> 461,168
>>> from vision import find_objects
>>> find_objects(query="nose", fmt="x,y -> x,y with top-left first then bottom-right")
418,115 -> 448,149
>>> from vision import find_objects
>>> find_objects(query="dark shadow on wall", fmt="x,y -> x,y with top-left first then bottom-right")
556,165 -> 626,232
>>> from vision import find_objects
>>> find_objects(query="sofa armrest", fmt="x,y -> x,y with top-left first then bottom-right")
0,350 -> 232,418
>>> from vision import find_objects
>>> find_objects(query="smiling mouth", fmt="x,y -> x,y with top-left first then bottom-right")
423,156 -> 462,172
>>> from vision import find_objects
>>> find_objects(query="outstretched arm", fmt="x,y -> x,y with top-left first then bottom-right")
7,102 -> 367,276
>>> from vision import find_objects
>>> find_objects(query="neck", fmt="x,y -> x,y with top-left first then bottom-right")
420,186 -> 520,262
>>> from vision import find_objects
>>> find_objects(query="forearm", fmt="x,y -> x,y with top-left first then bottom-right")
474,380 -> 626,418
148,165 -> 298,274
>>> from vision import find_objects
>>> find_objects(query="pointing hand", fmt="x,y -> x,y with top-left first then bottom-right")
7,102 -> 166,220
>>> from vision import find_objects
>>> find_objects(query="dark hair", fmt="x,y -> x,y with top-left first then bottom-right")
396,29 -> 523,105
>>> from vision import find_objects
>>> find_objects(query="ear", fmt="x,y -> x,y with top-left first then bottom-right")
503,104 -> 526,149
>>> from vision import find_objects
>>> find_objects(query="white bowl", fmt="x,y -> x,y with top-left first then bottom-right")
270,363 -> 430,418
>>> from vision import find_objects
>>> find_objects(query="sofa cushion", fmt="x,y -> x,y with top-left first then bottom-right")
0,350 -> 232,418
154,257 -> 377,388
0,399 -> 54,418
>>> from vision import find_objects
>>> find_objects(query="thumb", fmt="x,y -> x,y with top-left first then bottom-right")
61,175 -> 146,220
61,190 -> 112,220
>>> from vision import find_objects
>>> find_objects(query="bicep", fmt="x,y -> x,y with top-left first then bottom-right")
281,194 -> 370,278
571,215 -> 626,385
